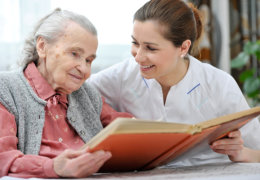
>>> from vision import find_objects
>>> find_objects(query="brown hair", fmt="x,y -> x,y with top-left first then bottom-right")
134,0 -> 203,55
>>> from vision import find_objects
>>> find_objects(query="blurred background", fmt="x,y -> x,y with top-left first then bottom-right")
0,0 -> 147,72
0,0 -> 259,104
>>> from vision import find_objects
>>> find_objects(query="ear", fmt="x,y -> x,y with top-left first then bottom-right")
36,36 -> 47,59
180,40 -> 191,58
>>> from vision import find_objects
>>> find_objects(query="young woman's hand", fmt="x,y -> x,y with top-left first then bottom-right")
53,146 -> 111,178
210,130 -> 260,162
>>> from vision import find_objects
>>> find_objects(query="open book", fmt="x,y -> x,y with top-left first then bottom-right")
83,107 -> 260,172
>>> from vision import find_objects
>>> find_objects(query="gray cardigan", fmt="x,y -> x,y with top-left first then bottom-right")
0,69 -> 103,155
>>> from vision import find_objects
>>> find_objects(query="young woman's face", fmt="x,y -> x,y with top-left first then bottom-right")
131,20 -> 185,83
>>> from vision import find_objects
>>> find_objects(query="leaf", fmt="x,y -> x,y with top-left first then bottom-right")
247,90 -> 260,99
242,41 -> 260,60
232,40 -> 260,105
243,77 -> 260,95
239,70 -> 254,83
231,52 -> 249,68
244,41 -> 260,55
243,41 -> 253,54
255,51 -> 260,60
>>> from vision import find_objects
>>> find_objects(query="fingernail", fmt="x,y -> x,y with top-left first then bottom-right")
99,150 -> 105,155
106,151 -> 112,157
229,132 -> 236,137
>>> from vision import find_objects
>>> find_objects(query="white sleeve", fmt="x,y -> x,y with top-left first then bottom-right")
87,58 -> 132,111
241,117 -> 260,149
219,74 -> 260,149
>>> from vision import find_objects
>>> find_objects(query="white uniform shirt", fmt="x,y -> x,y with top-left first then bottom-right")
89,56 -> 260,167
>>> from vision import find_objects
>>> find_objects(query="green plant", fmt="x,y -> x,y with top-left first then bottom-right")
231,40 -> 260,106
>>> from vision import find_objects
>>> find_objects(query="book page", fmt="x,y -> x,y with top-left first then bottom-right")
86,118 -> 193,149
198,107 -> 260,129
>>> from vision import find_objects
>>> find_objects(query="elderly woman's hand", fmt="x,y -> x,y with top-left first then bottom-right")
53,146 -> 111,178
210,130 -> 260,162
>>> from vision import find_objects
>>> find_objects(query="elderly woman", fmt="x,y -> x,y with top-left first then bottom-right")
0,9 -> 131,178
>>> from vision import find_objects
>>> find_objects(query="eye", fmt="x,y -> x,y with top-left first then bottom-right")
71,51 -> 79,58
147,46 -> 157,51
132,41 -> 139,46
85,58 -> 94,64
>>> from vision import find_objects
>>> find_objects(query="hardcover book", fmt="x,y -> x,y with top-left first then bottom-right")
83,107 -> 260,172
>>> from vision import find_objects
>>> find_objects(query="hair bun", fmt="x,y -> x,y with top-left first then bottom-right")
187,3 -> 203,41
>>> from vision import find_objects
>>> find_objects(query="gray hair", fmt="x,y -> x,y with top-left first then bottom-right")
19,8 -> 97,67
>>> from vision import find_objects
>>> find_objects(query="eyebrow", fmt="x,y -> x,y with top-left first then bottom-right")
131,35 -> 159,46
69,47 -> 84,53
89,54 -> 97,59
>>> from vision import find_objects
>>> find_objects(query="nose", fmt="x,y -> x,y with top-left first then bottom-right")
77,60 -> 90,79
131,47 -> 146,63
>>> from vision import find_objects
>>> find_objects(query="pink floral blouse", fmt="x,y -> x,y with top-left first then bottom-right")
0,63 -> 132,178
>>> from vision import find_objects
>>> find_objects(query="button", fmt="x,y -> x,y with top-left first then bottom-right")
58,137 -> 63,142
55,115 -> 59,119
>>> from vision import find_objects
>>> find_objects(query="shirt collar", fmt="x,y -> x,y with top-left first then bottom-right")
24,62 -> 68,104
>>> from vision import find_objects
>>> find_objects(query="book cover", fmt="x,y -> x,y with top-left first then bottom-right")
83,107 -> 260,172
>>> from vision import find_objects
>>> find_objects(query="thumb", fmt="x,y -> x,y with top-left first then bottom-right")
228,130 -> 241,138
63,148 -> 88,159
79,145 -> 92,153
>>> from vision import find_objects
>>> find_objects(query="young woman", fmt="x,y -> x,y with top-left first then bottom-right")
89,0 -> 260,166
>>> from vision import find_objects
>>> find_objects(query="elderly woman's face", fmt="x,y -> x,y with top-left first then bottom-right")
37,22 -> 98,94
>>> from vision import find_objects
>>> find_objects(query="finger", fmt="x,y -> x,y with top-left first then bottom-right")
79,155 -> 110,176
212,148 -> 242,156
212,137 -> 243,146
211,144 -> 244,151
79,145 -> 91,152
92,150 -> 112,157
71,150 -> 111,168
87,156 -> 110,174
63,148 -> 88,159
228,130 -> 241,138
73,151 -> 112,177
77,150 -> 112,164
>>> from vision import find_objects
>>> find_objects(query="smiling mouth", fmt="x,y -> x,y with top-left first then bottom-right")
69,73 -> 83,81
140,65 -> 155,71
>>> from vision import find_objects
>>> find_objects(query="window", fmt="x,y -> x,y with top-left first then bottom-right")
51,0 -> 149,72
0,0 -> 149,72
